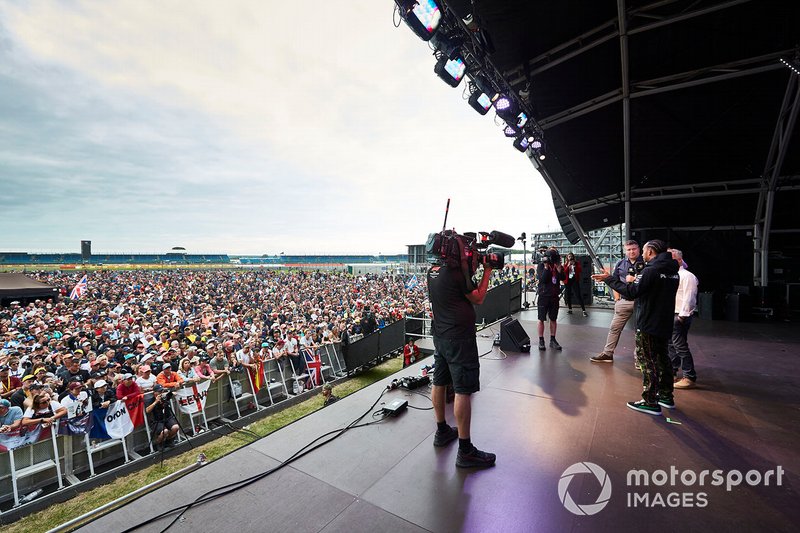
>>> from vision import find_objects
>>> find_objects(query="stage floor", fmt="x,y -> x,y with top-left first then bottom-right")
76,308 -> 800,533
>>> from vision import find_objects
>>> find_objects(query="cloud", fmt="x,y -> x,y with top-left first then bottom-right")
0,0 -> 560,254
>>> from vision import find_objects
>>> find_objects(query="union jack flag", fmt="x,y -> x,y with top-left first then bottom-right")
70,275 -> 88,300
303,349 -> 322,388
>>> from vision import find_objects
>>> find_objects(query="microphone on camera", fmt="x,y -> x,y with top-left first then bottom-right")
488,231 -> 515,248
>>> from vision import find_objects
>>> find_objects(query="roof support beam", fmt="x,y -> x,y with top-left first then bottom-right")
753,74 -> 800,287
568,176 -> 800,214
627,0 -> 752,35
617,0 -> 632,241
505,0 -> 751,86
539,52 -> 790,130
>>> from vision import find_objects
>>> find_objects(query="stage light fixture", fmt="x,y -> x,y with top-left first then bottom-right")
395,0 -> 442,42
513,134 -> 530,153
530,139 -> 543,150
434,53 -> 467,87
516,112 -> 528,128
492,93 -> 518,122
467,84 -> 492,115
503,125 -> 519,137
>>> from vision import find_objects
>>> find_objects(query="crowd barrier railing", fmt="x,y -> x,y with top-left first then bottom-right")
0,344 -> 348,513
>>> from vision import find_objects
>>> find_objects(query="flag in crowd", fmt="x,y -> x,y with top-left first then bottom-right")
175,380 -> 211,414
249,359 -> 267,395
405,275 -> 419,290
69,274 -> 88,300
304,350 -> 323,388
90,400 -> 139,440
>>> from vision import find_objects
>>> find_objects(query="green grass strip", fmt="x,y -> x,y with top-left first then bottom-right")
4,357 -> 403,533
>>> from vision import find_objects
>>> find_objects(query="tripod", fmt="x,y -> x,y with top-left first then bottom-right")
518,233 -> 530,308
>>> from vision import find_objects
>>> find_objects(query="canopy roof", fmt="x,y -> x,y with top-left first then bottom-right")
0,273 -> 59,302
443,0 -> 800,234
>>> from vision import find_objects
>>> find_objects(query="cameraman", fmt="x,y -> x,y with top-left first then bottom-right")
427,251 -> 496,469
535,248 -> 565,351
146,384 -> 179,449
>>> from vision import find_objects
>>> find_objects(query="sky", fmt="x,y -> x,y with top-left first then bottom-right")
0,0 -> 561,255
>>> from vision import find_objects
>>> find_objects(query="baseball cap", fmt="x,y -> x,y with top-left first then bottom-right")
68,381 -> 82,390
0,399 -> 10,408
22,374 -> 36,382
123,373 -> 134,380
153,384 -> 164,392
94,379 -> 108,388
141,365 -> 151,372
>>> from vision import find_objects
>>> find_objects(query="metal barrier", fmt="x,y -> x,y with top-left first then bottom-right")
0,345 -> 347,513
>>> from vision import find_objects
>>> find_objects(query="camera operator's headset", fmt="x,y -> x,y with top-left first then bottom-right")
439,230 -> 479,293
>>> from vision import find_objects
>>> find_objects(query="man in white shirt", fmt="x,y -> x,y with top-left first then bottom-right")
668,249 -> 699,389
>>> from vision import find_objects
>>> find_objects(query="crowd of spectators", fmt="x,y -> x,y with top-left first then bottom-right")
0,269 -> 429,415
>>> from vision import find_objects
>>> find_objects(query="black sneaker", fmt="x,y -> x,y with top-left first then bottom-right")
566,310 -> 573,314
456,446 -> 496,468
590,354 -> 613,363
538,339 -> 546,351
627,400 -> 662,416
433,425 -> 459,447
658,398 -> 676,409
550,338 -> 562,350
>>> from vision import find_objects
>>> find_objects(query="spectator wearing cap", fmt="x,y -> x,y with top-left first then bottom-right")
136,365 -> 156,393
91,379 -> 116,410
116,373 -> 142,403
0,399 -> 24,433
322,383 -> 339,407
1,365 -> 22,399
60,381 -> 91,418
10,375 -> 37,410
146,384 -> 179,449
192,354 -> 214,381
7,357 -> 24,379
156,363 -> 184,390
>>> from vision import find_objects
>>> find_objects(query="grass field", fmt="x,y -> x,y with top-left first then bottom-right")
3,357 -> 403,533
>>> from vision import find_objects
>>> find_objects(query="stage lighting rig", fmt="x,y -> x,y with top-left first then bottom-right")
513,134 -> 530,153
434,52 -> 467,87
492,93 -> 519,123
394,0 -> 442,41
503,124 -> 519,137
467,82 -> 492,115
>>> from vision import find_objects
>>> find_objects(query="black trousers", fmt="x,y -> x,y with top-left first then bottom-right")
564,282 -> 585,311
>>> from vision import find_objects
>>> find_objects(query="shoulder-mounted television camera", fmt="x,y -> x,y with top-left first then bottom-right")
425,200 -> 515,290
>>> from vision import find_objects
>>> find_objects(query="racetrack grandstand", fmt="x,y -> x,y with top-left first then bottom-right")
0,252 -> 408,267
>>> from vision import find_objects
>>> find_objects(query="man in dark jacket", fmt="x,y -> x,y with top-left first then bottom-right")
592,239 -> 679,415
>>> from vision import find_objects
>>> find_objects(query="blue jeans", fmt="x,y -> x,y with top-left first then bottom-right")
668,315 -> 696,380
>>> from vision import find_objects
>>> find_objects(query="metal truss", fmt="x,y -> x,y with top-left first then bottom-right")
569,176 -> 800,215
504,0 -> 753,86
538,51 -> 790,130
753,73 -> 800,286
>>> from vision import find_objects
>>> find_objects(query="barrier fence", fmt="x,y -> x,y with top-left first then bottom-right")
0,343 -> 348,512
0,312 -> 487,514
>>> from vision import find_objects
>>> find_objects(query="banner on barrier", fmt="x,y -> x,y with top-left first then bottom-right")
175,380 -> 211,414
0,425 -> 47,452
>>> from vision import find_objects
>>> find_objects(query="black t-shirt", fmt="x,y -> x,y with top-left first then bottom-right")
427,265 -> 475,340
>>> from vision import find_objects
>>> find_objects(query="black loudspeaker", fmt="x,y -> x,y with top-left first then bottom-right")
500,317 -> 530,352
577,255 -> 594,305
552,193 -> 580,244
80,240 -> 91,261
